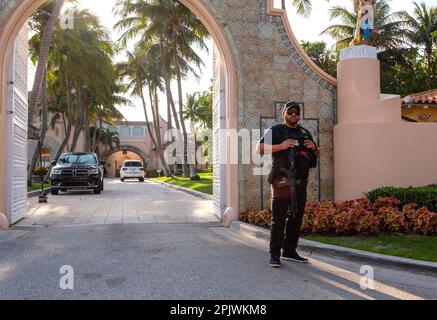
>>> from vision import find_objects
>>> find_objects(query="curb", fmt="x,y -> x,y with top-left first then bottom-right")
150,179 -> 213,200
230,221 -> 437,272
27,187 -> 51,198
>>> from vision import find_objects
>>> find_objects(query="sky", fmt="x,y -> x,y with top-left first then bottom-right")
28,0 -> 435,121
73,0 -> 214,122
284,0 -> 436,47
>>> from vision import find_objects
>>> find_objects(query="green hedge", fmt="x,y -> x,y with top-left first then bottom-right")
145,170 -> 159,178
366,185 -> 437,212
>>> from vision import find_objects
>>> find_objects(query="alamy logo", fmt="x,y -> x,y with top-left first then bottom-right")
359,265 -> 374,290
59,12 -> 75,30
59,265 -> 74,290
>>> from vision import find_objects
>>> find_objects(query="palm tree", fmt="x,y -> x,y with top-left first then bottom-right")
399,2 -> 437,89
27,1 -> 65,185
321,0 -> 408,51
114,0 -> 209,178
282,0 -> 330,16
114,0 -> 178,173
183,90 -> 212,180
184,93 -> 201,180
28,6 -> 129,182
28,0 -> 65,139
117,48 -> 172,175
90,127 -> 121,156
51,8 -> 122,153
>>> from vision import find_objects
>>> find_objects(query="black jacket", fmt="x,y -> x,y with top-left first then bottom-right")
259,124 -> 318,182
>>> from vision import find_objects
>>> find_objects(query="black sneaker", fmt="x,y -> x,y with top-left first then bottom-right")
282,250 -> 309,263
269,256 -> 281,268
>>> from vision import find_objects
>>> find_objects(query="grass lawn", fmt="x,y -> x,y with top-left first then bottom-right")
304,234 -> 437,262
28,183 -> 51,193
152,172 -> 213,195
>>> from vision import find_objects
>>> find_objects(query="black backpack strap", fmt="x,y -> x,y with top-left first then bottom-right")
298,126 -> 312,140
298,126 -> 318,168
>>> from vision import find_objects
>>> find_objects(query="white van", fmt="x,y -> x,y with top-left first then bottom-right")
120,160 -> 145,182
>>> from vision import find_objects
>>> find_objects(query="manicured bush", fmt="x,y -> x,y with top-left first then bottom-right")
376,206 -> 408,233
33,166 -> 49,176
312,206 -> 335,234
412,207 -> 435,235
366,185 -> 437,212
145,170 -> 159,178
240,209 -> 271,228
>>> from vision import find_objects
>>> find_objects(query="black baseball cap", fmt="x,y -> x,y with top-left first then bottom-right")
283,101 -> 301,112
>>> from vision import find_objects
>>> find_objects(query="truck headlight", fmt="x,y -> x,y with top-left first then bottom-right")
52,169 -> 61,175
89,168 -> 99,175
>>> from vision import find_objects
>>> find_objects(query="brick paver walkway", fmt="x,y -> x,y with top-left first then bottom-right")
20,179 -> 218,227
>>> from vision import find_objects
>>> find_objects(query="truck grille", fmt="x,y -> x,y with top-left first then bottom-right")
60,169 -> 90,177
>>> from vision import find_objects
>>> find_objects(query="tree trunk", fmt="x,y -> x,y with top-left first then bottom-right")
189,123 -> 200,180
149,88 -> 171,175
140,89 -> 170,175
44,76 -> 74,181
167,99 -> 176,175
44,111 -> 72,181
167,99 -> 172,130
175,58 -> 189,178
425,44 -> 434,90
172,27 -> 189,177
27,71 -> 49,186
153,89 -> 164,152
160,33 -> 182,174
70,86 -> 84,152
55,114 -> 72,160
83,97 -> 90,152
92,118 -> 98,152
61,112 -> 70,151
28,0 -> 64,135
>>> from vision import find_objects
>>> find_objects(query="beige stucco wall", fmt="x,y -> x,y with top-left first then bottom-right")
0,0 -> 337,217
204,0 -> 337,210
335,54 -> 437,201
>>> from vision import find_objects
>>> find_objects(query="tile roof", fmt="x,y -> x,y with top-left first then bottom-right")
402,89 -> 437,105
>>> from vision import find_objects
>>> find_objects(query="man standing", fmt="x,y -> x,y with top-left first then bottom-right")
257,102 -> 320,268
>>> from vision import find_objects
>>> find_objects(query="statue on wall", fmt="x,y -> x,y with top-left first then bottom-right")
351,0 -> 375,46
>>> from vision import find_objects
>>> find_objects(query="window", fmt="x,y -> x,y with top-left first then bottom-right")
119,127 -> 132,137
108,126 -> 119,134
124,161 -> 143,167
58,154 -> 98,165
132,127 -> 145,136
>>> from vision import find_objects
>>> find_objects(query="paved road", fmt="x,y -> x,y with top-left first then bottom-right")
0,180 -> 435,300
1,223 -> 436,300
23,179 -> 217,227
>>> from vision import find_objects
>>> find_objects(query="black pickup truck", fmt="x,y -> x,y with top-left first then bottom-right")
50,152 -> 105,195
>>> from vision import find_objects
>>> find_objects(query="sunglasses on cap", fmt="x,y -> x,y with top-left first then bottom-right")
286,109 -> 300,116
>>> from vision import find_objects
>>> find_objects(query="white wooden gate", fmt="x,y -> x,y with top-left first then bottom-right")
6,25 -> 28,224
212,45 -> 226,219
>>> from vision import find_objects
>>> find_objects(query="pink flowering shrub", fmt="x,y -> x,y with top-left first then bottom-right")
412,207 -> 434,235
376,207 -> 408,233
240,197 -> 436,235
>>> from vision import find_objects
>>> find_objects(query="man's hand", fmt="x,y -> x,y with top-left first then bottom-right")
304,140 -> 317,151
280,139 -> 297,151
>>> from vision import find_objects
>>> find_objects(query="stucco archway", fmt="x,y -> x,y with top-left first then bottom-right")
103,145 -> 150,178
0,0 -> 240,224
0,0 -> 340,227
103,145 -> 149,165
